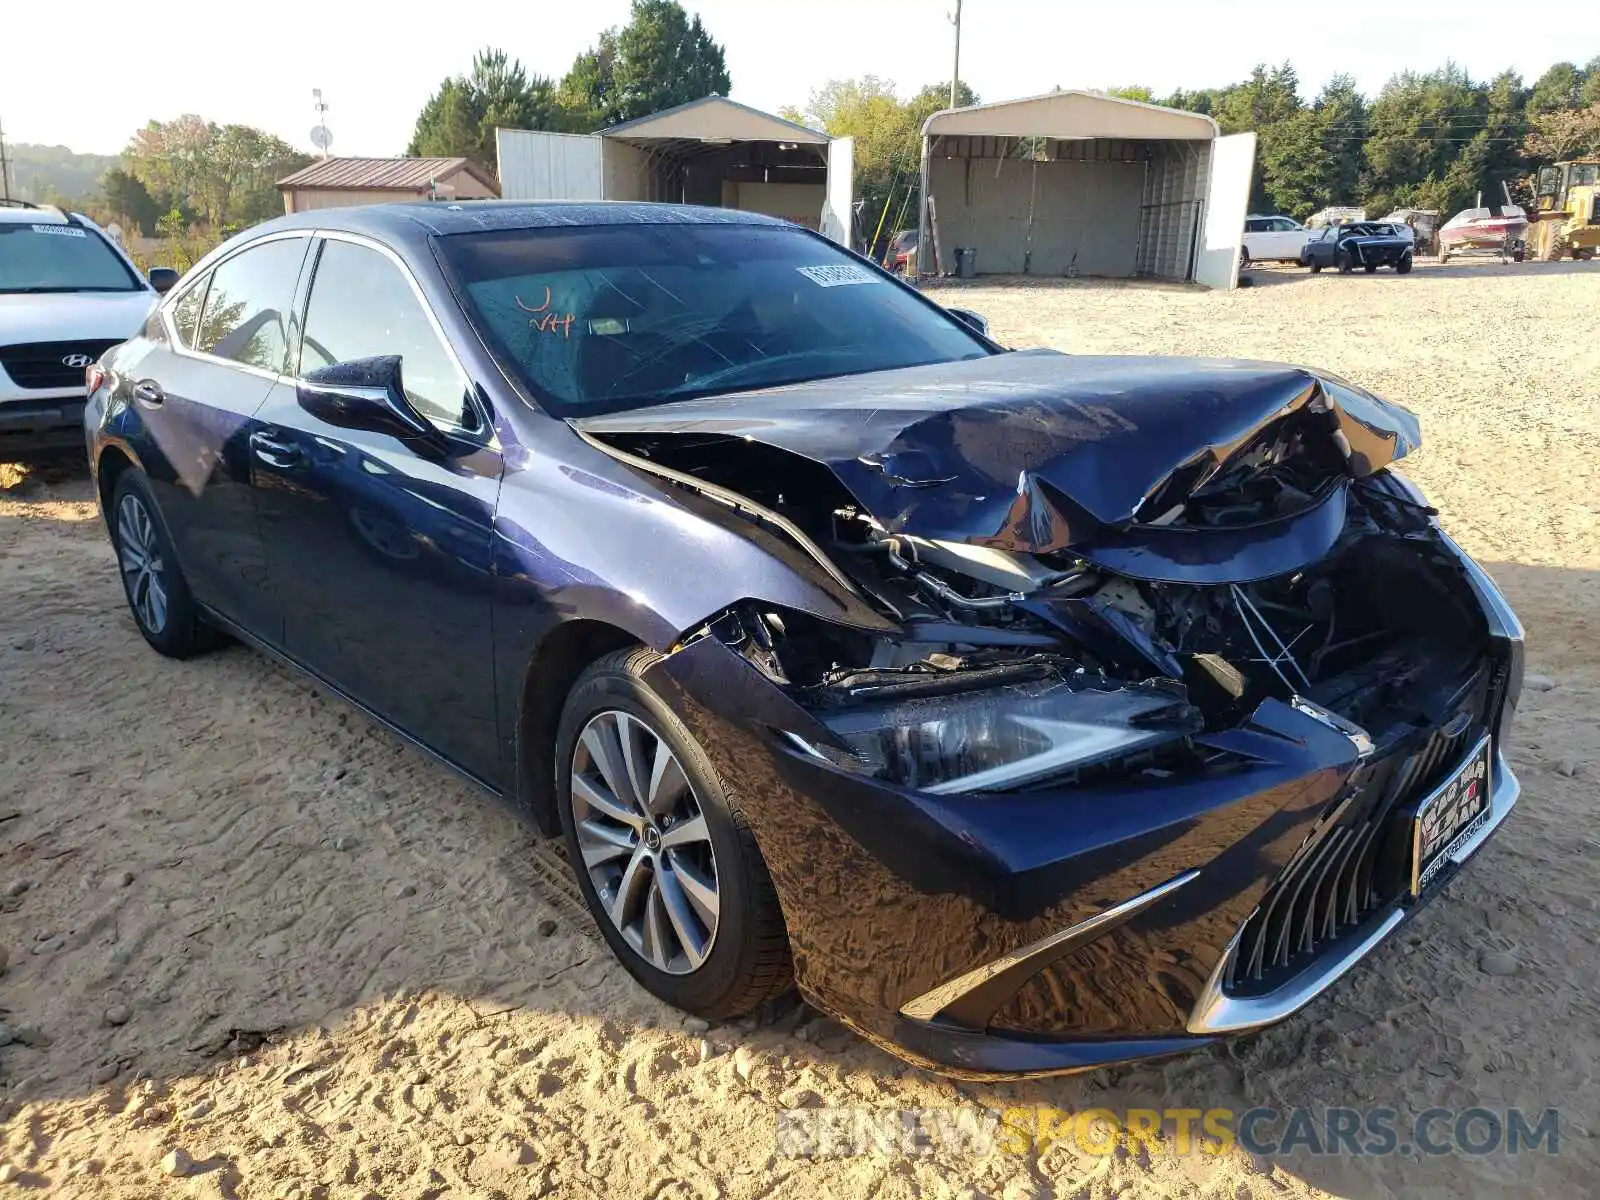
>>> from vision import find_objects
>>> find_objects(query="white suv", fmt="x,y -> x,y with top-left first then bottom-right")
1,202 -> 175,459
1241,214 -> 1312,266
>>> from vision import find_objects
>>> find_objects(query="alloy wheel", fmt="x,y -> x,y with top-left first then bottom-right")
570,709 -> 720,974
117,493 -> 168,634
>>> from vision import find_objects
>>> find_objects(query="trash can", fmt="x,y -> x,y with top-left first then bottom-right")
955,247 -> 977,279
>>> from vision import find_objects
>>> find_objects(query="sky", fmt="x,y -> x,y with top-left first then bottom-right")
2,0 -> 1589,156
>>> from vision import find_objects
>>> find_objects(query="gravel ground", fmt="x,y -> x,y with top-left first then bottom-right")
1,258 -> 1597,1198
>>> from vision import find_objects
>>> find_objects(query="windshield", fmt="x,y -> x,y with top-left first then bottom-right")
0,223 -> 142,293
438,222 -> 990,416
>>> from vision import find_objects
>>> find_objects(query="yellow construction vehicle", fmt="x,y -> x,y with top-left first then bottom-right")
1528,159 -> 1600,261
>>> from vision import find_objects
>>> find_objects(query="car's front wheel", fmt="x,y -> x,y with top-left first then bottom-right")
555,648 -> 792,1018
110,470 -> 224,659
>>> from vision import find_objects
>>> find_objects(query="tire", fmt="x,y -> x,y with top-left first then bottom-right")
110,470 -> 225,659
1364,263 -> 1378,273
1239,247 -> 1251,271
1309,261 -> 1323,274
555,647 -> 792,1019
1395,254 -> 1413,274
1337,251 -> 1355,274
1579,248 -> 1596,262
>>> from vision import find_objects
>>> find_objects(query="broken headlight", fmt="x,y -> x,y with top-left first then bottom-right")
793,680 -> 1198,794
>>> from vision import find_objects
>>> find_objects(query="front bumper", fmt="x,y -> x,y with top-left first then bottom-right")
1350,244 -> 1410,266
0,394 -> 88,458
645,536 -> 1523,1080
1187,747 -> 1518,1035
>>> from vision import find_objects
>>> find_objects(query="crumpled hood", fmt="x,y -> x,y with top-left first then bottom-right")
574,349 -> 1419,559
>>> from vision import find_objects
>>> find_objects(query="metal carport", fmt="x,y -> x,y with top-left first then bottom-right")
496,97 -> 856,245
917,91 -> 1254,289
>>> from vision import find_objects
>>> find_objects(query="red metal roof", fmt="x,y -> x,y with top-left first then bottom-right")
276,156 -> 498,193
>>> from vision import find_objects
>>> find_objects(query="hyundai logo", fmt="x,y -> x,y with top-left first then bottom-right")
61,353 -> 94,369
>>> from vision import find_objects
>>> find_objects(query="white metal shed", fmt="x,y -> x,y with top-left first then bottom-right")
918,91 -> 1255,289
496,97 -> 856,246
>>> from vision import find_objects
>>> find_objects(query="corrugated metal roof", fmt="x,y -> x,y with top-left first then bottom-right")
276,157 -> 497,192
601,96 -> 828,144
923,91 -> 1218,141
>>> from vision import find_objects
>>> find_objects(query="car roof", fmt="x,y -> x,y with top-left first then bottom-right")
237,200 -> 793,255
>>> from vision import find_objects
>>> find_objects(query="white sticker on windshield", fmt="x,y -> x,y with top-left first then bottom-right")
796,263 -> 878,287
31,224 -> 87,238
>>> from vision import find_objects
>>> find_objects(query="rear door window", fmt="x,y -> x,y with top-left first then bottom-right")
170,274 -> 210,348
195,237 -> 309,373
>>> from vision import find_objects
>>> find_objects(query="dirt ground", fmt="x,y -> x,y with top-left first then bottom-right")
2,259 -> 1598,1199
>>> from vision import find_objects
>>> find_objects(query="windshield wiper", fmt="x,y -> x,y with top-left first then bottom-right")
0,285 -> 138,294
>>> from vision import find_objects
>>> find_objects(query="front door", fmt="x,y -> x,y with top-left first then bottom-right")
251,235 -> 504,782
130,234 -> 312,641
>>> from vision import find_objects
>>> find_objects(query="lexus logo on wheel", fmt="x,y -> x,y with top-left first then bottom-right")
61,353 -> 94,369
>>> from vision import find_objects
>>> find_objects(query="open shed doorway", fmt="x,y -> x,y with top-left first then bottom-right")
917,92 -> 1253,288
496,97 -> 856,245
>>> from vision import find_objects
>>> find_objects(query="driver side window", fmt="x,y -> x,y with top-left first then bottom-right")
299,238 -> 472,431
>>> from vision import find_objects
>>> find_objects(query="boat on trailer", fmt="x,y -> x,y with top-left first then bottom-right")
1439,186 -> 1529,263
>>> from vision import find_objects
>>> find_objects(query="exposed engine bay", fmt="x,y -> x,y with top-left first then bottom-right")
574,357 -> 1488,796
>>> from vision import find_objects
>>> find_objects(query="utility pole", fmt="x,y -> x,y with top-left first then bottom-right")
949,0 -> 964,109
0,116 -> 11,201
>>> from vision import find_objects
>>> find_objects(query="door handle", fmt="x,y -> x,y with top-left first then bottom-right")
132,380 -> 164,407
249,429 -> 304,469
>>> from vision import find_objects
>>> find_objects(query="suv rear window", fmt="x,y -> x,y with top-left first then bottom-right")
0,223 -> 142,294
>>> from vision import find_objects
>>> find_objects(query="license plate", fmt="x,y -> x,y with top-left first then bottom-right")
1412,735 -> 1492,894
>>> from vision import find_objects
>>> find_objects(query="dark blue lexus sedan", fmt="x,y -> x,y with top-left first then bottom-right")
85,201 -> 1522,1078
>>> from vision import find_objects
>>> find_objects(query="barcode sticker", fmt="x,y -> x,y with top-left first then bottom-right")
796,264 -> 878,287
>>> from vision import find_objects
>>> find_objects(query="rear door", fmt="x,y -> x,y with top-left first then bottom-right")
1257,218 -> 1289,259
128,233 -> 311,640
1242,217 -> 1268,259
251,234 -> 504,781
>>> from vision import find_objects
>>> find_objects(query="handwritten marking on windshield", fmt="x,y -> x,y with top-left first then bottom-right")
516,287 -> 577,338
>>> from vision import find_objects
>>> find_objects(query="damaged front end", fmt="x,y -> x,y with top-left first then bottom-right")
651,469 -> 1502,802
577,353 -> 1522,1075
575,353 -> 1505,800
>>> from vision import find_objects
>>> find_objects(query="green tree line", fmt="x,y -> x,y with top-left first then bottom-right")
406,0 -> 731,162
1144,58 -> 1600,218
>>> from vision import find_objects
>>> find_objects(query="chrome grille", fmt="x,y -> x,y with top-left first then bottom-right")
0,340 -> 119,390
1226,713 -> 1479,996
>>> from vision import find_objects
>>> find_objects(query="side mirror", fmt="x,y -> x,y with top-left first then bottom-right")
296,355 -> 448,455
948,307 -> 989,337
148,267 -> 180,295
